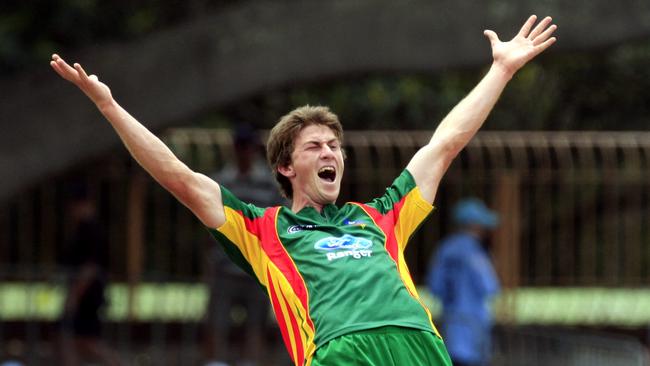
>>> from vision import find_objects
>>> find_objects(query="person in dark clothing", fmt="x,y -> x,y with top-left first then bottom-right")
59,183 -> 121,366
203,124 -> 287,366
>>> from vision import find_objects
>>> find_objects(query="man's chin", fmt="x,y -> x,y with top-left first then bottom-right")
320,190 -> 339,204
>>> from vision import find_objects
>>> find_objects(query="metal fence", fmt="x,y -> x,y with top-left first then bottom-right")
2,129 -> 650,285
164,129 -> 650,287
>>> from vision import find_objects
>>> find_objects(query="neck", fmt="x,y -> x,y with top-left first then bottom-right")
291,200 -> 324,213
290,193 -> 331,213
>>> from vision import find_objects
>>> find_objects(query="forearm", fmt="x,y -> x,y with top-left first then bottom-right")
97,99 -> 193,195
98,99 -> 225,227
407,64 -> 512,201
429,63 -> 512,154
407,15 -> 555,202
432,14 -> 557,151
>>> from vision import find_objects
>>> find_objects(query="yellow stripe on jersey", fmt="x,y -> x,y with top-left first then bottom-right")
218,206 -> 317,365
217,206 -> 269,284
394,187 -> 434,250
393,188 -> 441,337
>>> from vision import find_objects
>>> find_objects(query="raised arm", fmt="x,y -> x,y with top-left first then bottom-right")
407,15 -> 557,202
50,54 -> 225,228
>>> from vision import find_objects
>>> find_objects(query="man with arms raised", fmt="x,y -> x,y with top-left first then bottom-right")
51,15 -> 556,366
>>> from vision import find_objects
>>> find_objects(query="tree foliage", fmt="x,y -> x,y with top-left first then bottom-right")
0,0 -> 235,75
2,2 -> 649,130
208,39 -> 650,132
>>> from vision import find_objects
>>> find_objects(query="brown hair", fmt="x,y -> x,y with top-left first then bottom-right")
266,105 -> 344,199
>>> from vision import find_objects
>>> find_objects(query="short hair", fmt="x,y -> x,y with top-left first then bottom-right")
266,105 -> 344,199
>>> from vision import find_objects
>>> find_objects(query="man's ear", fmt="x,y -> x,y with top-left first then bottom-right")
277,164 -> 295,178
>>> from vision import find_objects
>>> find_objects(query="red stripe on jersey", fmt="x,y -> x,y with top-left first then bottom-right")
356,197 -> 407,262
243,207 -> 315,329
267,268 -> 297,364
280,285 -> 305,365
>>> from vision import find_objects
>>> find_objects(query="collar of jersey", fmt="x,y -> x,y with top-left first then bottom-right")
296,203 -> 340,222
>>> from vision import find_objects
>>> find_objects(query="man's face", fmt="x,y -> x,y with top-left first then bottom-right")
280,124 -> 344,207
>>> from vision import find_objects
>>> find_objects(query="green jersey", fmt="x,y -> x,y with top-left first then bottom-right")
208,169 -> 440,366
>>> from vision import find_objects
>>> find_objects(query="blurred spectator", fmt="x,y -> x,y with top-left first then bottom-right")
0,361 -> 24,366
58,181 -> 121,366
203,124 -> 286,366
0,339 -> 25,366
427,198 -> 501,366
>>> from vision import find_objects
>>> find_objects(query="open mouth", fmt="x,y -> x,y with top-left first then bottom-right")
317,166 -> 336,183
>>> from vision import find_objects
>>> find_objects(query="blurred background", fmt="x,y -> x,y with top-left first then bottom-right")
1,0 -> 650,365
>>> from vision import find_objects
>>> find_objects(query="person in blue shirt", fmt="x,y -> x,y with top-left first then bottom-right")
427,198 -> 501,366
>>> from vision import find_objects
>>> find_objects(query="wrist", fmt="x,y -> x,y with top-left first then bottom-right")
489,62 -> 516,82
96,98 -> 116,112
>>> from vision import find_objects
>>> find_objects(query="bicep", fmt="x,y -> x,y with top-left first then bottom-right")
406,142 -> 454,203
172,172 -> 226,229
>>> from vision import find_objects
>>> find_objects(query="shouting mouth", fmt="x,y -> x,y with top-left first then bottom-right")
318,166 -> 336,183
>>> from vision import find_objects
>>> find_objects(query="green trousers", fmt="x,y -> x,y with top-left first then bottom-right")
311,326 -> 452,366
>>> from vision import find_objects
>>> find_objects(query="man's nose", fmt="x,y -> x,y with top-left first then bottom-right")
320,144 -> 335,158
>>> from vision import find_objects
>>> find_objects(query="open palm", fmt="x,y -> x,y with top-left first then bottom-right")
484,15 -> 557,76
50,54 -> 113,107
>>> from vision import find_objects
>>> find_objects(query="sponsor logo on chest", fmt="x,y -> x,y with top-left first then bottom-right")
287,218 -> 368,234
287,224 -> 320,234
314,234 -> 373,261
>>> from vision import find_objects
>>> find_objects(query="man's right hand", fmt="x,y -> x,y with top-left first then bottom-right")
50,54 -> 114,109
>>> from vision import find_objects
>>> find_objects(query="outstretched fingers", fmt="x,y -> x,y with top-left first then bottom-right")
74,63 -> 92,84
50,54 -> 79,82
50,54 -> 101,91
533,36 -> 557,56
50,58 -> 67,79
528,16 -> 554,40
533,22 -> 558,46
49,59 -> 64,77
50,53 -> 112,105
517,15 -> 538,38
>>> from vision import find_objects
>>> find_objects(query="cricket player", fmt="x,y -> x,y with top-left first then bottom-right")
50,15 -> 556,365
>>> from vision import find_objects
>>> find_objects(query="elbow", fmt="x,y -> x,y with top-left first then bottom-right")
158,162 -> 196,202
437,134 -> 465,166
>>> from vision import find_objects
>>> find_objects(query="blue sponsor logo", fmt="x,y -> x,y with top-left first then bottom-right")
314,234 -> 372,251
343,219 -> 367,226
